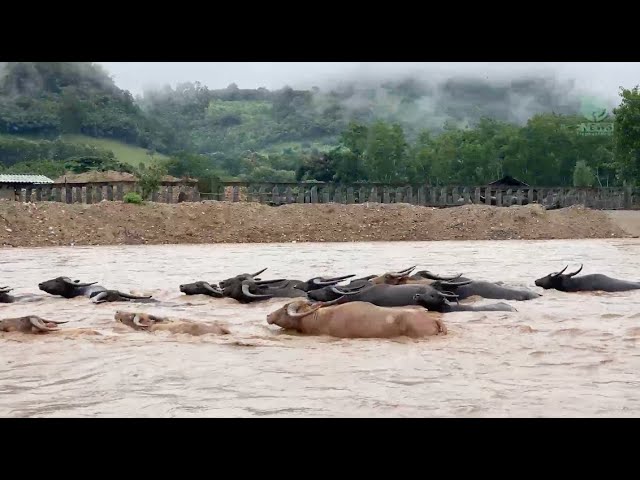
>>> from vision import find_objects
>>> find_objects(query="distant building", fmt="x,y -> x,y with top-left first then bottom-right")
0,174 -> 54,201
487,175 -> 530,188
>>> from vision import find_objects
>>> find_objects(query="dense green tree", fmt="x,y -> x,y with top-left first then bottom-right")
573,160 -> 596,187
613,86 -> 640,185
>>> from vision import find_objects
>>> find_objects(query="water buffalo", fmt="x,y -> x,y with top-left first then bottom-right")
534,264 -> 640,292
91,290 -> 156,304
331,283 -> 518,313
266,298 -> 447,338
218,268 -> 268,289
0,286 -> 15,303
307,277 -> 377,302
412,292 -> 517,313
114,311 -> 231,335
374,267 -> 539,301
330,283 -> 460,309
0,315 -> 68,333
179,281 -> 224,297
38,276 -> 153,303
223,278 -> 306,303
429,280 -> 540,301
286,274 -> 356,292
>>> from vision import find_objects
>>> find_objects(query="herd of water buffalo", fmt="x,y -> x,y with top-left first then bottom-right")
1,263 -> 639,337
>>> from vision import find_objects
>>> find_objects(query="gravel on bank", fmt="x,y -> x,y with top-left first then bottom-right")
0,200 -> 630,248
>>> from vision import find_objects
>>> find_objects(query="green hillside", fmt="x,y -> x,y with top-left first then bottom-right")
0,62 -> 638,187
60,134 -> 170,167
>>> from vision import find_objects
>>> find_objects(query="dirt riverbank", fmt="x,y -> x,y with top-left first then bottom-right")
0,200 -> 633,247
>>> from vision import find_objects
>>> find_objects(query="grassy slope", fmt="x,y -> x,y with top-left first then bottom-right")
60,134 -> 170,166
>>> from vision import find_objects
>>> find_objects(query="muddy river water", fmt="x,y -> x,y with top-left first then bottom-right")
1,239 -> 640,417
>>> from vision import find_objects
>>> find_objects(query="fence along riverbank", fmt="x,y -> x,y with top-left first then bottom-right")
9,180 -> 639,210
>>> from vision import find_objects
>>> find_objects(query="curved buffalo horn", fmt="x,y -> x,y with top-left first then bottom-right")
202,282 -> 223,296
418,271 -> 463,281
357,275 -> 377,281
317,296 -> 346,307
566,264 -> 583,277
552,266 -> 568,277
339,283 -> 369,292
29,317 -> 60,332
62,278 -> 98,287
387,272 -> 411,278
118,292 -> 153,300
286,300 -> 330,318
254,278 -> 287,285
397,266 -> 417,274
0,287 -> 12,293
241,283 -> 273,299
287,301 -> 318,318
251,268 -> 268,277
91,292 -> 108,304
133,314 -> 150,328
437,280 -> 473,288
312,274 -> 356,286
330,286 -> 367,296
437,291 -> 459,299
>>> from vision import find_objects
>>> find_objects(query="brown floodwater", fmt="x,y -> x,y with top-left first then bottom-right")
1,239 -> 640,417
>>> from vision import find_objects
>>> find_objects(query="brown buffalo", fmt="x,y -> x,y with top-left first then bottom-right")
114,311 -> 231,336
0,316 -> 68,333
266,298 -> 447,338
371,266 -> 467,286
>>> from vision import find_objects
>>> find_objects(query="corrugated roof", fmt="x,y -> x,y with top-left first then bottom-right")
0,174 -> 54,184
487,175 -> 529,187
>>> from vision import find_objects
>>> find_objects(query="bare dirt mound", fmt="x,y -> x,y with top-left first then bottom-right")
0,201 -> 629,247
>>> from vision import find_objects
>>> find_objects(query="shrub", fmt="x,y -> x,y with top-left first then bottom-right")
124,192 -> 143,204
573,160 -> 596,187
135,160 -> 167,200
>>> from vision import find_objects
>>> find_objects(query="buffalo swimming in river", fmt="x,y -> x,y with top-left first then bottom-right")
223,278 -> 307,303
38,277 -> 154,303
218,268 -> 269,289
373,266 -> 540,301
179,281 -> 224,297
330,282 -> 517,313
115,311 -> 231,335
534,264 -> 640,292
329,283 -> 461,309
307,277 -> 376,302
267,298 -> 447,338
0,286 -> 15,303
0,315 -> 68,333
412,292 -> 517,313
275,274 -> 356,293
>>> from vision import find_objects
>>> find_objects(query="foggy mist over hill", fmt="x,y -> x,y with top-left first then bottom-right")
99,62 -> 632,131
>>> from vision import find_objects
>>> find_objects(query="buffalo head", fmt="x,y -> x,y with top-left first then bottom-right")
115,311 -> 169,330
38,277 -> 98,298
223,279 -> 284,303
218,268 -> 268,289
371,266 -> 417,285
179,281 -> 224,297
0,315 -> 68,333
534,264 -> 583,290
413,288 -> 460,310
295,274 -> 356,292
0,286 -> 14,303
267,297 -> 342,330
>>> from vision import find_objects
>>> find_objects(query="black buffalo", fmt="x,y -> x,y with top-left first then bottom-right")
534,264 -> 640,292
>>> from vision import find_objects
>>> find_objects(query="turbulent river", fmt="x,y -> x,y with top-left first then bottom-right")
1,239 -> 640,417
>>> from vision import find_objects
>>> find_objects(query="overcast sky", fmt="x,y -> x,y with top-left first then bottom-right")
98,62 -> 639,103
